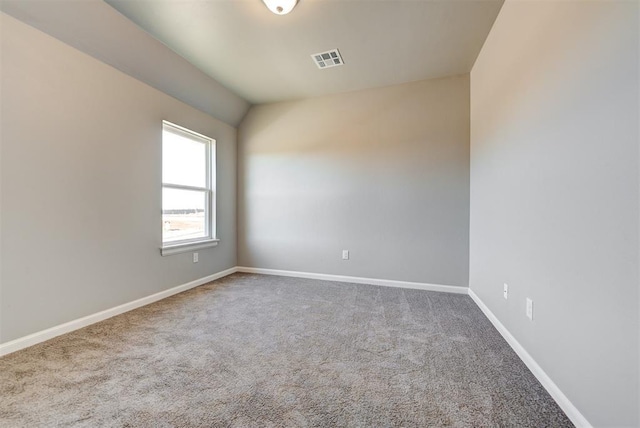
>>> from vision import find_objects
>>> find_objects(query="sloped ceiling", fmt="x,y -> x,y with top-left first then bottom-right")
107,0 -> 504,104
0,0 -> 250,126
2,0 -> 503,118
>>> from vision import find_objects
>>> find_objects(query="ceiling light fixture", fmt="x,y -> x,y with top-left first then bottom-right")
262,0 -> 298,15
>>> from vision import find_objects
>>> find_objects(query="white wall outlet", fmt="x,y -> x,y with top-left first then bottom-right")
526,298 -> 533,320
503,283 -> 509,300
342,250 -> 349,260
193,252 -> 199,263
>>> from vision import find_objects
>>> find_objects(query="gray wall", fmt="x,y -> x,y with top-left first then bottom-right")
238,76 -> 470,287
0,0 -> 250,127
470,1 -> 639,426
0,13 -> 237,343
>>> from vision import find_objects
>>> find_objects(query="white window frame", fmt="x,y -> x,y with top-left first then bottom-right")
160,121 -> 218,256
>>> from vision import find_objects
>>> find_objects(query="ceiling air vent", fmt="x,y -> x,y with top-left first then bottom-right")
311,49 -> 344,69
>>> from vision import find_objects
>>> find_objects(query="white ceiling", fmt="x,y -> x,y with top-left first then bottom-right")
106,0 -> 504,104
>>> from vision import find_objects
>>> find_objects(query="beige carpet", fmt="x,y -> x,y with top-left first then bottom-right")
0,273 -> 572,427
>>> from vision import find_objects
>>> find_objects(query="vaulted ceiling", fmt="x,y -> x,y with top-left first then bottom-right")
1,0 -> 503,124
106,0 -> 504,104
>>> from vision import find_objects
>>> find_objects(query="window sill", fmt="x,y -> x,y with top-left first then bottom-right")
160,239 -> 219,256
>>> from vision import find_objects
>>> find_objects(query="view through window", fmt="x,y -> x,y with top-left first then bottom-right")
162,121 -> 215,246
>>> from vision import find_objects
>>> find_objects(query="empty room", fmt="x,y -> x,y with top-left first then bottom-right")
0,0 -> 638,426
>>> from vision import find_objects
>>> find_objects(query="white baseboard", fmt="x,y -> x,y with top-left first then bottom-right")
236,266 -> 468,295
0,265 -> 592,428
0,267 -> 238,357
468,289 -> 592,428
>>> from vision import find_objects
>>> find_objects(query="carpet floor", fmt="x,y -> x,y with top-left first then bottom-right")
0,273 -> 572,427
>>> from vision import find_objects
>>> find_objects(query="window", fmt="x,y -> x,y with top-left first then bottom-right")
161,121 -> 217,255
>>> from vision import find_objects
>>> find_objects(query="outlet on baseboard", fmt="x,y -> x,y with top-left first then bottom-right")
503,283 -> 509,300
193,252 -> 199,263
342,250 -> 349,260
526,298 -> 533,320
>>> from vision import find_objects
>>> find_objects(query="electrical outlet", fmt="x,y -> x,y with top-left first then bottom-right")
193,252 -> 199,263
526,298 -> 533,320
342,250 -> 349,260
503,283 -> 509,300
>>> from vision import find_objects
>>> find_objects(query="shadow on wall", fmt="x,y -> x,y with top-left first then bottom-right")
241,76 -> 467,156
472,2 -> 610,149
237,76 -> 470,286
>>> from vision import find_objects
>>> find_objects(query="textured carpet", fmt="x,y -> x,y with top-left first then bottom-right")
0,273 -> 572,427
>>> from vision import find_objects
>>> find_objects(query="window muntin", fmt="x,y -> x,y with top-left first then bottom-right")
161,121 -> 215,247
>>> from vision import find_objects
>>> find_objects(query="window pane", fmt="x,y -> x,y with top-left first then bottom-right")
162,128 -> 206,187
162,187 -> 207,243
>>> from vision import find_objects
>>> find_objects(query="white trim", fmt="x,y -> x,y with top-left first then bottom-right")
161,120 -> 217,252
162,183 -> 209,193
160,239 -> 219,256
0,267 -> 238,357
0,264 -> 592,428
468,289 -> 592,428
236,266 -> 468,294
162,120 -> 214,143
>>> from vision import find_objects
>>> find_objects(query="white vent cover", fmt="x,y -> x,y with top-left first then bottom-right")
311,49 -> 344,69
